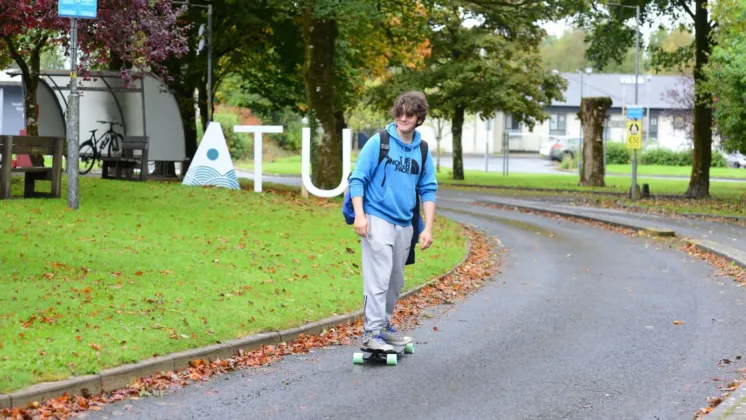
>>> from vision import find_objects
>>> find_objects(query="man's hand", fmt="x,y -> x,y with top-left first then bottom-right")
354,214 -> 369,237
419,228 -> 433,250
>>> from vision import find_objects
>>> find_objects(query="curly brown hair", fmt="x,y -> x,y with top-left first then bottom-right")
390,91 -> 429,127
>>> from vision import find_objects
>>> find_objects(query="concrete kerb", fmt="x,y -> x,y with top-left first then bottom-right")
474,200 -> 676,238
9,374 -> 103,409
2,229 -> 476,412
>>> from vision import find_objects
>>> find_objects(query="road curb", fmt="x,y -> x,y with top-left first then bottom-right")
2,233 -> 474,412
474,200 -> 676,237
684,239 -> 746,419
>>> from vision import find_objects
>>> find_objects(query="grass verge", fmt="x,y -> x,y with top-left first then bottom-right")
603,164 -> 746,180
0,176 -> 468,393
438,172 -> 746,217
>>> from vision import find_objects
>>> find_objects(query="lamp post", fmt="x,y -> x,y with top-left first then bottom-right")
609,2 -> 641,200
172,0 -> 213,122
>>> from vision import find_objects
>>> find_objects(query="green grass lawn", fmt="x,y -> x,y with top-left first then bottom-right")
437,171 -> 746,198
0,177 -> 468,393
603,164 -> 746,179
237,153 -> 361,176
209,151 -> 746,216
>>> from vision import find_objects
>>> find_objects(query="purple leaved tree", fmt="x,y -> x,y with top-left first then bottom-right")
0,0 -> 189,164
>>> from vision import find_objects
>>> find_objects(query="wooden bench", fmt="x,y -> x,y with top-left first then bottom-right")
101,136 -> 149,181
0,136 -> 66,199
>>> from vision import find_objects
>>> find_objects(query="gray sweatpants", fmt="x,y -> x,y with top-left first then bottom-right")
362,214 -> 414,332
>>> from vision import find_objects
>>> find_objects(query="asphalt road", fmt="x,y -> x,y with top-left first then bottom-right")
85,193 -> 746,420
435,154 -> 562,175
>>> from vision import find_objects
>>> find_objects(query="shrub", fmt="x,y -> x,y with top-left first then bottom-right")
558,154 -> 578,170
712,152 -> 727,168
214,112 -> 253,160
605,142 -> 631,164
639,148 -> 691,166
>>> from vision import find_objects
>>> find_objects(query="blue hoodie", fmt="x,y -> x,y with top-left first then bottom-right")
348,123 -> 438,227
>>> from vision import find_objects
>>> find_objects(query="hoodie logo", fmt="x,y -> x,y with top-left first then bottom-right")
390,156 -> 420,176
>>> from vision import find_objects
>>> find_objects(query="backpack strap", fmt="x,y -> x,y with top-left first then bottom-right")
378,130 -> 390,166
418,140 -> 428,184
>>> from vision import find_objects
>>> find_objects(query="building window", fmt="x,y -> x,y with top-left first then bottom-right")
673,115 -> 686,130
550,113 -> 566,135
505,114 -> 520,132
648,115 -> 658,140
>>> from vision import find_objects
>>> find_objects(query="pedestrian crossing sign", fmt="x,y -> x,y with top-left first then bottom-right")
625,120 -> 642,150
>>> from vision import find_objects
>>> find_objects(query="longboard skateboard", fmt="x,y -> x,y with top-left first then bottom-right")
353,343 -> 415,366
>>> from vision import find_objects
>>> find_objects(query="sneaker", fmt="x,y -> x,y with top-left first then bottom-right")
362,330 -> 394,352
380,323 -> 412,345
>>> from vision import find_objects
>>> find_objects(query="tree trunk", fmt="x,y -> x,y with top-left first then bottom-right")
302,10 -> 342,190
451,106 -> 465,180
578,97 -> 611,187
198,82 -> 208,135
686,0 -> 713,199
178,86 -> 198,174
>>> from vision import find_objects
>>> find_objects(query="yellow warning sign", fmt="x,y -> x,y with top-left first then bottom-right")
626,120 -> 642,150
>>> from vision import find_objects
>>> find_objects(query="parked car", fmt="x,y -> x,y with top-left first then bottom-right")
540,136 -> 582,162
726,152 -> 746,168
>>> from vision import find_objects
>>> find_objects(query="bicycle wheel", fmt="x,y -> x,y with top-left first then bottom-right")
79,141 -> 96,175
107,134 -> 122,157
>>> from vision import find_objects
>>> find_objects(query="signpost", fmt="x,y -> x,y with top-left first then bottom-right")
625,105 -> 643,200
58,0 -> 97,210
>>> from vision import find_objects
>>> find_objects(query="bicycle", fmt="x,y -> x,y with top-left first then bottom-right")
79,121 -> 124,175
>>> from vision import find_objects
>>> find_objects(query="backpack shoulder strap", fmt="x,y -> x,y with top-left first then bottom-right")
419,140 -> 428,180
378,130 -> 390,165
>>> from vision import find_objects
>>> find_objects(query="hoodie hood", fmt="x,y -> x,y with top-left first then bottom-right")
386,122 -> 422,151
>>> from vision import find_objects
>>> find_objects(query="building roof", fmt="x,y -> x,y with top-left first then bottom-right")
551,72 -> 690,110
0,68 -> 22,87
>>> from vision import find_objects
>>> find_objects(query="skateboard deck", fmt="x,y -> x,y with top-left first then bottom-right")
352,343 -> 415,365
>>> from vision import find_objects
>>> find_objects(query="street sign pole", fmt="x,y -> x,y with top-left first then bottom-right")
59,0 -> 97,210
67,18 -> 80,209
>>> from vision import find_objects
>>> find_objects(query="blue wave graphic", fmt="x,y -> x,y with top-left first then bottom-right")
184,166 -> 240,190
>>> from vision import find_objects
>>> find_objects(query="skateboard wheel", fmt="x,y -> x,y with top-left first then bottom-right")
386,354 -> 397,365
404,343 -> 415,354
353,353 -> 364,364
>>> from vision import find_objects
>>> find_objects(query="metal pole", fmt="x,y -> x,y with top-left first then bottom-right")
484,119 -> 489,172
207,3 -> 213,122
579,70 -> 583,177
66,18 -> 80,210
506,131 -> 510,176
502,131 -> 507,176
631,5 -> 640,200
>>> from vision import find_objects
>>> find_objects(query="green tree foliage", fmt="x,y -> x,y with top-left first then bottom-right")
373,1 -> 568,180
578,0 -> 715,198
540,28 -> 645,73
703,0 -> 746,155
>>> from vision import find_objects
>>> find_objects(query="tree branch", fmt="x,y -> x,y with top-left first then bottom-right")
2,35 -> 31,82
677,0 -> 695,21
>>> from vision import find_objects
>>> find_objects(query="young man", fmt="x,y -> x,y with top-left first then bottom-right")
347,91 -> 438,352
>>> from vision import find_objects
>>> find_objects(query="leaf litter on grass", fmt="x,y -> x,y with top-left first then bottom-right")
0,226 -> 500,420
1,178 -> 468,394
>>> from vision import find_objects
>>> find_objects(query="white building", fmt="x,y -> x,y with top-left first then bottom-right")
417,72 -> 692,155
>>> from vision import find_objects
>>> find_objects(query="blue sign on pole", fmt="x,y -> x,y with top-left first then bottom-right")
626,105 -> 644,120
58,0 -> 98,19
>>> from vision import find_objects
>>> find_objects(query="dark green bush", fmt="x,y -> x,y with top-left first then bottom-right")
638,148 -> 690,166
214,112 -> 253,160
605,142 -> 631,164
